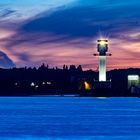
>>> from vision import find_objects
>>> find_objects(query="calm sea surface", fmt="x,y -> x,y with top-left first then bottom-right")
0,97 -> 140,140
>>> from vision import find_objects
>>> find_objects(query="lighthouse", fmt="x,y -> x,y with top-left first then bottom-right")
97,39 -> 108,81
94,39 -> 112,91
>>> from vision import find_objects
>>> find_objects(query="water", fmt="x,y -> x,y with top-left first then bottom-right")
0,97 -> 140,140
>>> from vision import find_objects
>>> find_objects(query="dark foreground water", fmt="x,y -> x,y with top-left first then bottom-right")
0,97 -> 140,140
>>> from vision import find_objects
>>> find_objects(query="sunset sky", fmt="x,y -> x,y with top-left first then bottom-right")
0,0 -> 140,70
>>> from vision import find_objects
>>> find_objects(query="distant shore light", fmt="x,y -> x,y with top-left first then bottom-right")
42,82 -> 46,85
84,81 -> 91,90
31,82 -> 35,87
47,82 -> 52,85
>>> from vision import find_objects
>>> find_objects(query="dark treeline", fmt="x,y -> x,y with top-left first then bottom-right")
0,63 -> 140,97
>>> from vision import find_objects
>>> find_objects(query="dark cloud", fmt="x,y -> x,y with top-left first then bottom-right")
0,51 -> 16,68
5,2 -> 140,48
22,3 -> 140,35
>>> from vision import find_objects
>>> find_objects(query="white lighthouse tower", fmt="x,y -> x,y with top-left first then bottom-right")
94,39 -> 111,90
97,39 -> 108,81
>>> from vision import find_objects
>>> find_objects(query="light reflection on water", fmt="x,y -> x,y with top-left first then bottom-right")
0,97 -> 140,140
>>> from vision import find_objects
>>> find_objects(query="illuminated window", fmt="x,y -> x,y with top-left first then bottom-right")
128,75 -> 140,89
128,75 -> 139,81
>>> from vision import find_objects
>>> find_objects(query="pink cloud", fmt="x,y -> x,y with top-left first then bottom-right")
0,27 -> 140,70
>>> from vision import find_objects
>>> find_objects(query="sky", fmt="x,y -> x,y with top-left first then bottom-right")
0,0 -> 140,70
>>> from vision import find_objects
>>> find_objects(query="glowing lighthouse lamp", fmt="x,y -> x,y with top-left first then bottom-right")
94,39 -> 111,82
